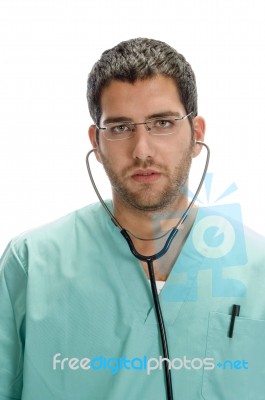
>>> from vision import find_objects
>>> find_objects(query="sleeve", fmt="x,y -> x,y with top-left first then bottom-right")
0,241 -> 27,400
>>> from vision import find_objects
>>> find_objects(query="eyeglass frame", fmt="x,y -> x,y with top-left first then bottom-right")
95,111 -> 193,141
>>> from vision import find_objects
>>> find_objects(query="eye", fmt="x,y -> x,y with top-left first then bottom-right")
154,119 -> 174,128
110,124 -> 130,134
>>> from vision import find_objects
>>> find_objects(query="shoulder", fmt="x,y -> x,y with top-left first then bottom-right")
15,201 -> 106,241
0,201 -> 110,274
194,204 -> 264,244
192,205 -> 265,264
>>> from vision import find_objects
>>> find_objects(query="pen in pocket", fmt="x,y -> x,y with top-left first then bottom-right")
228,304 -> 241,338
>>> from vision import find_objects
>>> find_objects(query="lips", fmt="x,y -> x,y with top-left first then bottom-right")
131,169 -> 161,183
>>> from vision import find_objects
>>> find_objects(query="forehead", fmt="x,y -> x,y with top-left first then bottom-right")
99,75 -> 185,122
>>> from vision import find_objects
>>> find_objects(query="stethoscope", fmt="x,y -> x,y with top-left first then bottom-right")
86,141 -> 210,400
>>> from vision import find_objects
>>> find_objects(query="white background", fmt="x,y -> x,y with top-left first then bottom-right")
1,0 -> 264,254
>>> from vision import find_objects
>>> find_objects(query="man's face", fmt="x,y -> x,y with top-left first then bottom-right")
89,75 -> 205,212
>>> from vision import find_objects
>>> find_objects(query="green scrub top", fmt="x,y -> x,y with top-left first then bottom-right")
0,201 -> 265,399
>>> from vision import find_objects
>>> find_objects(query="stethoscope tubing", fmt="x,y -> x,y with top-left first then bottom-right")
86,141 -> 210,400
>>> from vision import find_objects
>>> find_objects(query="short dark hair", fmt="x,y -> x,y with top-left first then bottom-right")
87,38 -> 197,126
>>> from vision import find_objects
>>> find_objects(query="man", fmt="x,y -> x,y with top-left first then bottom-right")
0,38 -> 265,400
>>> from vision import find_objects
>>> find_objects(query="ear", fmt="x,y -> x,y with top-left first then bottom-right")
88,125 -> 102,163
192,116 -> 206,158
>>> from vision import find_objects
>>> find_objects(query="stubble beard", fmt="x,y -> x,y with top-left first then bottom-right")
98,141 -> 194,213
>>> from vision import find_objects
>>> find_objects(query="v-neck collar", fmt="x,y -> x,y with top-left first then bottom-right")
103,201 -> 206,326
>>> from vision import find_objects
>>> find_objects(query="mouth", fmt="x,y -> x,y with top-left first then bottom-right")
131,169 -> 161,183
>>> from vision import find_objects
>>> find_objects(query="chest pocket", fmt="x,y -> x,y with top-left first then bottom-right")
202,312 -> 265,400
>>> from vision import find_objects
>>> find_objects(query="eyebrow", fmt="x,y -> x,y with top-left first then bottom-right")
102,111 -> 183,125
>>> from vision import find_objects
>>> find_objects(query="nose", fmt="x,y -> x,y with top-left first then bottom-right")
131,123 -> 156,162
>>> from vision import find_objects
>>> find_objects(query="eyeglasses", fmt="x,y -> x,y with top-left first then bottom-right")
96,112 -> 193,141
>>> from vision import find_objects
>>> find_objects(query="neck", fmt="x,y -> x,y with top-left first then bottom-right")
112,192 -> 191,242
112,192 -> 198,280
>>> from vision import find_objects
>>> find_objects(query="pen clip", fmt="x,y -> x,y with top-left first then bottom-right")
228,304 -> 240,338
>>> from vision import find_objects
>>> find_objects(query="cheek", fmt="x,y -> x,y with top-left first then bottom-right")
163,138 -> 190,156
100,141 -> 131,164
99,145 -> 125,172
